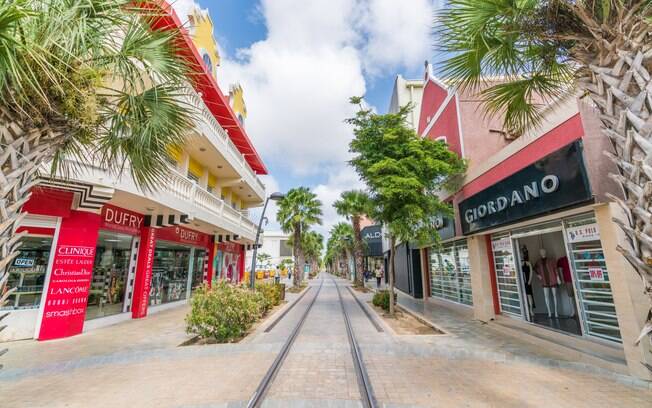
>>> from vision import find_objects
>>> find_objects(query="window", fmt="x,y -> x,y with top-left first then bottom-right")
430,240 -> 472,306
279,240 -> 292,257
150,241 -> 192,305
3,236 -> 53,310
187,171 -> 200,183
202,53 -> 213,75
435,136 -> 447,143
86,231 -> 134,320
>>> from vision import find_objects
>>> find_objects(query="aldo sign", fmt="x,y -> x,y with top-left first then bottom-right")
459,142 -> 592,234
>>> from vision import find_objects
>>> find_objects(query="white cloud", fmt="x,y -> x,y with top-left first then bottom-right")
169,0 -> 199,24
200,0 -> 437,239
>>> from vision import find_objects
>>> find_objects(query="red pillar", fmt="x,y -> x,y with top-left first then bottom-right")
38,211 -> 101,340
132,227 -> 157,318
237,244 -> 245,283
205,238 -> 216,288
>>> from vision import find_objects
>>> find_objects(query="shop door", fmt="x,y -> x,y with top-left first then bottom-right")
564,214 -> 622,343
491,233 -> 522,316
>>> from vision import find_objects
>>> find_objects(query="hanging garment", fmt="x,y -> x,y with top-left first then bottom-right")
522,262 -> 533,295
556,256 -> 572,283
534,257 -> 559,287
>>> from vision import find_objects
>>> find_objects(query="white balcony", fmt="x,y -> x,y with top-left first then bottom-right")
184,90 -> 266,202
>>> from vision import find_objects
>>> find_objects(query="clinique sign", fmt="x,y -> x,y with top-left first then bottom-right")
458,142 -> 592,235
464,175 -> 560,224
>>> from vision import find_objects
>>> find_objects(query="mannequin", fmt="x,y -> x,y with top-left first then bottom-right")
534,248 -> 560,318
520,246 -> 535,314
557,255 -> 575,317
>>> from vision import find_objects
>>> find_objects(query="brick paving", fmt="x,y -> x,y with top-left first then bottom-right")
0,275 -> 651,407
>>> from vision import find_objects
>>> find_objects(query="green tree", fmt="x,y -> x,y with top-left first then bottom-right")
328,222 -> 355,279
347,98 -> 465,315
437,0 -> 652,358
302,231 -> 324,276
334,190 -> 371,287
256,253 -> 272,269
276,187 -> 323,286
0,0 -> 195,365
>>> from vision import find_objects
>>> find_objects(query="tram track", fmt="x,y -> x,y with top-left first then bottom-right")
246,273 -> 378,408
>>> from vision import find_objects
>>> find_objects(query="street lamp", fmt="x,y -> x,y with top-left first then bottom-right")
250,192 -> 285,289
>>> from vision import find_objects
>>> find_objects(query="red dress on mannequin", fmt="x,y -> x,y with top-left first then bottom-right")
534,257 -> 558,287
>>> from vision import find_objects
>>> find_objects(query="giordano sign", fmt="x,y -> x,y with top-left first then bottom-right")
459,141 -> 592,234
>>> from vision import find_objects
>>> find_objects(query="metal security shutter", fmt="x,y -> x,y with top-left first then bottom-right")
564,214 -> 622,343
491,233 -> 522,316
429,240 -> 473,306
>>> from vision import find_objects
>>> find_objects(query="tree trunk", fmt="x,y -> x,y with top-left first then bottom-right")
389,235 -> 396,317
293,227 -> 302,287
352,216 -> 365,287
579,31 -> 652,352
1,109 -> 64,364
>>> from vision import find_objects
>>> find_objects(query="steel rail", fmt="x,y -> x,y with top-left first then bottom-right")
264,286 -> 312,333
246,276 -> 324,408
332,277 -> 378,408
345,286 -> 384,333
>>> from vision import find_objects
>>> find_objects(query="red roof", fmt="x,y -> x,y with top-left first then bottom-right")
142,1 -> 268,174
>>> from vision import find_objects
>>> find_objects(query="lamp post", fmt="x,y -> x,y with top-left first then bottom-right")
250,192 -> 285,289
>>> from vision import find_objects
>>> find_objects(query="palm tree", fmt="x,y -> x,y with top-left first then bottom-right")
302,231 -> 324,276
437,0 -> 652,353
329,222 -> 355,279
334,190 -> 370,287
276,187 -> 323,286
0,0 -> 195,365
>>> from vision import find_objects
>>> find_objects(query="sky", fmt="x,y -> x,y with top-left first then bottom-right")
170,0 -> 442,239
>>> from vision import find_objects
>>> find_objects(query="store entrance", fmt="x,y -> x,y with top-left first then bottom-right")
513,229 -> 581,336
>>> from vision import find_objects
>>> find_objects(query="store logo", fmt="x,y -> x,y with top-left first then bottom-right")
57,246 -> 95,257
14,258 -> 35,267
364,231 -> 381,240
104,206 -> 143,229
179,229 -> 199,242
49,286 -> 89,295
464,175 -> 559,224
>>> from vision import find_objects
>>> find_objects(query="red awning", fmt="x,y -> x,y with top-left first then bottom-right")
141,1 -> 268,174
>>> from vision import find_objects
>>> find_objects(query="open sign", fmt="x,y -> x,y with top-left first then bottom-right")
14,258 -> 35,267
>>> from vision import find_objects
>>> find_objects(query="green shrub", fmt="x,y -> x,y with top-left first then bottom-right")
255,282 -> 282,313
186,282 -> 264,342
372,290 -> 395,311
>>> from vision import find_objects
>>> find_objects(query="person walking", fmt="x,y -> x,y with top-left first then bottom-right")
274,266 -> 281,284
375,264 -> 384,289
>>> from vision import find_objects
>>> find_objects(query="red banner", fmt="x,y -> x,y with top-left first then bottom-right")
156,225 -> 211,248
132,227 -> 157,318
100,204 -> 144,235
38,211 -> 101,340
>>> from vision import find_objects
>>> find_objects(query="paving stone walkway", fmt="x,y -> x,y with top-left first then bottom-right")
0,275 -> 651,407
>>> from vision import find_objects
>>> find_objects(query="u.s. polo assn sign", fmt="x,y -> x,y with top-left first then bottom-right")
458,142 -> 592,234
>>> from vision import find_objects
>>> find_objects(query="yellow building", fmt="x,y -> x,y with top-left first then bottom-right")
188,7 -> 221,79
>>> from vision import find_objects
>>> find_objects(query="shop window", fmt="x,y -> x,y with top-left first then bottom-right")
3,236 -> 52,310
191,249 -> 207,292
429,240 -> 472,306
279,240 -> 292,257
86,231 -> 134,320
150,241 -> 192,305
491,233 -> 522,316
564,214 -> 622,343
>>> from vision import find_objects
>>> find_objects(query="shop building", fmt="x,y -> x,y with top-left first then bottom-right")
387,62 -> 652,380
1,3 -> 268,342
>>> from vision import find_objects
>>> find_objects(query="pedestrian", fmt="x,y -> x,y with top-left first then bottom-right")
375,264 -> 383,289
287,268 -> 291,281
274,266 -> 281,284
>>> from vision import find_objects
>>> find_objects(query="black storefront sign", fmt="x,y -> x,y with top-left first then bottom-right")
435,215 -> 455,241
459,141 -> 592,235
361,225 -> 383,257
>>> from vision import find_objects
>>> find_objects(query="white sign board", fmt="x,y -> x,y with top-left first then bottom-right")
492,237 -> 512,253
503,264 -> 512,277
566,223 -> 600,243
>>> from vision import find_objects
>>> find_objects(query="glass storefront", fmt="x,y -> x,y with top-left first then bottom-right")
490,212 -> 622,343
429,240 -> 473,306
3,236 -> 53,310
190,249 -> 206,292
86,231 -> 134,320
150,241 -> 192,305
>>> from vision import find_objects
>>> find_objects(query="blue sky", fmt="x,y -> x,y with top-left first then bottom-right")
172,0 -> 438,236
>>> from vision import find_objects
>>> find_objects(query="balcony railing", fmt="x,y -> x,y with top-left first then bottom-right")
185,90 -> 266,196
167,169 -> 257,238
